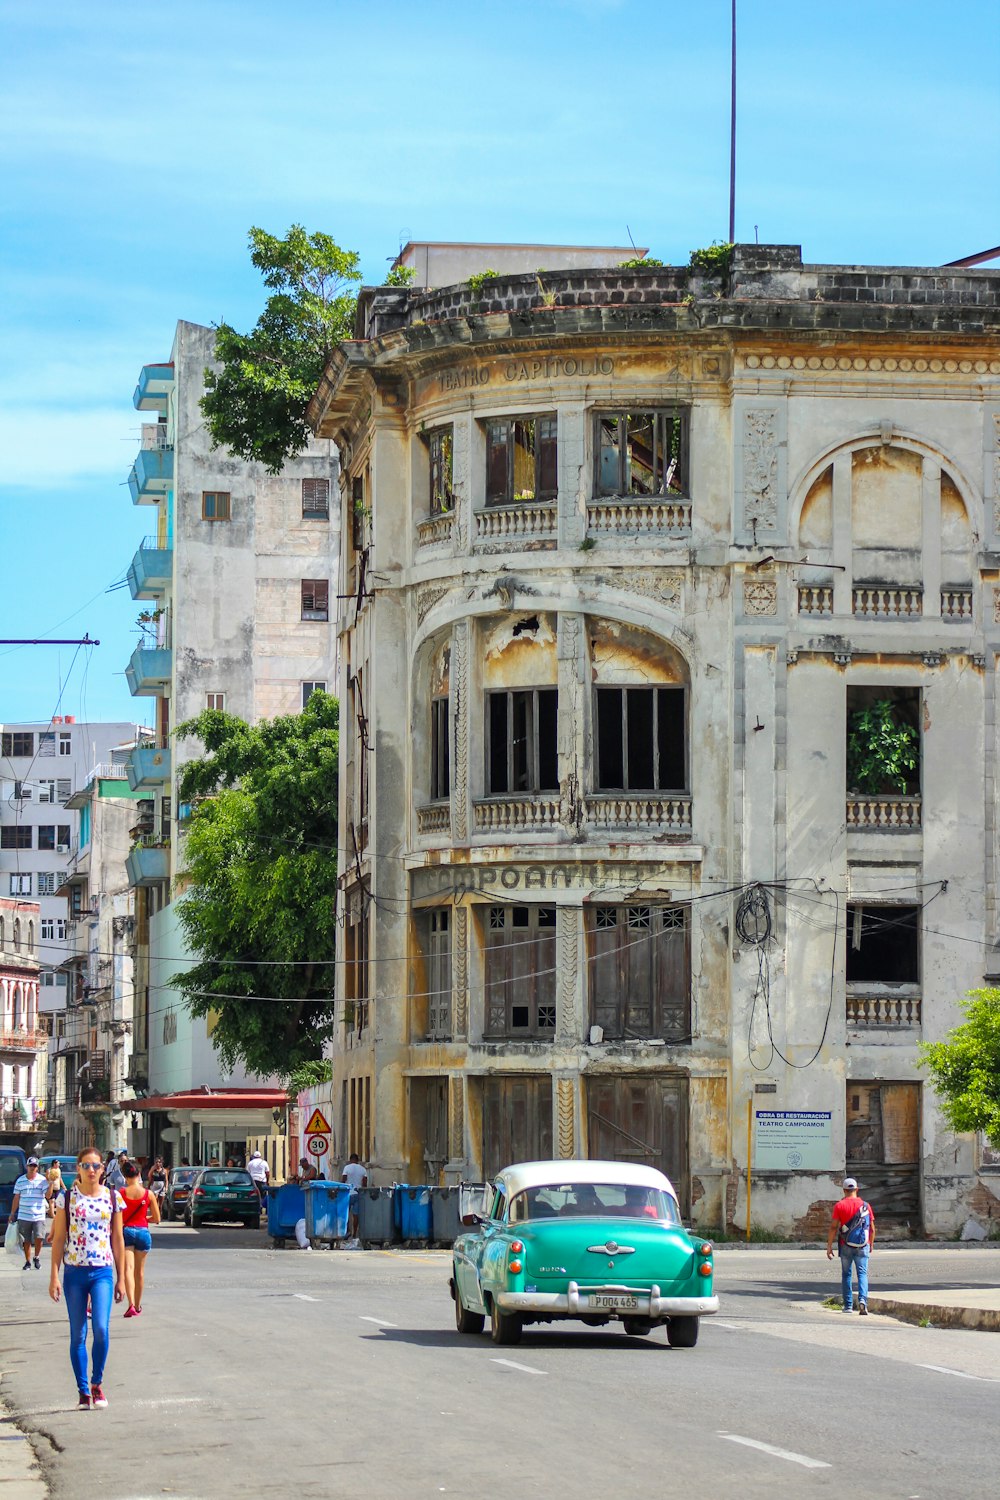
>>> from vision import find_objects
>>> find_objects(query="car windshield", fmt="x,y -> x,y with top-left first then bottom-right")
0,1157 -> 24,1186
508,1182 -> 682,1225
201,1171 -> 253,1187
171,1169 -> 199,1185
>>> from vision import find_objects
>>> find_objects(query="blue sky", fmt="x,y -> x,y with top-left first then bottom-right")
1,0 -> 997,727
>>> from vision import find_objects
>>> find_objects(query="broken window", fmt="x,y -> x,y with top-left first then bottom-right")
420,909 -> 452,1040
2,732 -> 33,758
430,697 -> 450,801
588,905 -> 691,1042
595,410 -> 686,498
845,905 -> 919,984
486,415 -> 557,505
300,579 -> 329,622
595,686 -> 686,792
351,473 -> 366,552
846,686 -> 920,796
345,898 -> 370,1035
301,477 -> 330,520
426,427 -> 454,515
484,905 -> 557,1039
486,688 -> 558,794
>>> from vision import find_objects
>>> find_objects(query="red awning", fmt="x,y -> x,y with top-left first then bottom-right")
131,1087 -> 286,1112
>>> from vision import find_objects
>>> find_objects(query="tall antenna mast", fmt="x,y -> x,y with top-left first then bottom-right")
729,0 -> 737,243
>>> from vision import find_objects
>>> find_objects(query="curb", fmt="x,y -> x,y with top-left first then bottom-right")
865,1296 -> 1000,1332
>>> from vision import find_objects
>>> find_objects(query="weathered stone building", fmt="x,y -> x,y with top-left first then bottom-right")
308,242 -> 1000,1236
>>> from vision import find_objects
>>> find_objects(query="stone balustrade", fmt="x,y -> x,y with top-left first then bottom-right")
940,588 -> 973,619
846,795 -> 921,830
586,499 -> 692,537
473,796 -> 562,833
846,991 -> 922,1027
416,803 -> 450,834
584,795 -> 692,834
797,585 -> 833,616
475,504 -> 557,544
417,513 -> 454,547
852,586 -> 923,618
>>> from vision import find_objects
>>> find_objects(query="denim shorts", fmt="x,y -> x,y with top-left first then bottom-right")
123,1227 -> 152,1253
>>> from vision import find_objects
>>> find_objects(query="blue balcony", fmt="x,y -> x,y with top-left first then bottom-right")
125,644 -> 172,696
126,839 -> 169,888
127,745 -> 171,791
128,446 -> 173,505
127,538 -> 172,599
133,362 -> 174,413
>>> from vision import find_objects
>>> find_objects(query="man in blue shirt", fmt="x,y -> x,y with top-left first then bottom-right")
8,1157 -> 48,1269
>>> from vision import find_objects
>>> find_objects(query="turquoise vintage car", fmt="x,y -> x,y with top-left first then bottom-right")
451,1160 -> 717,1348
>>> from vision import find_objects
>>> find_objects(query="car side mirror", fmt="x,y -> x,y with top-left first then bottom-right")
461,1212 -> 483,1227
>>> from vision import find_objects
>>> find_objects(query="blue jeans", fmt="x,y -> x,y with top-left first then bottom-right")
840,1246 -> 869,1309
63,1265 -> 114,1395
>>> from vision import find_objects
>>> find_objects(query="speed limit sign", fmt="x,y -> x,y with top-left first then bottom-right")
306,1134 -> 329,1157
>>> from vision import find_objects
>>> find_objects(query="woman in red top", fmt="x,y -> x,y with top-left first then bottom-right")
120,1159 -> 160,1317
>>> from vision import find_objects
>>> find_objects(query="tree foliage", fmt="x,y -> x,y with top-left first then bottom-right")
920,990 -> 1000,1148
846,699 -> 919,794
171,692 -> 339,1078
200,225 -> 362,472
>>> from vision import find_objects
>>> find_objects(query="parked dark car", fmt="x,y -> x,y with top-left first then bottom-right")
0,1147 -> 27,1222
162,1166 -> 200,1222
186,1168 -> 261,1229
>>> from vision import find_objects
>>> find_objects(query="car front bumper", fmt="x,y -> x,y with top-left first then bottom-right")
496,1283 -> 719,1318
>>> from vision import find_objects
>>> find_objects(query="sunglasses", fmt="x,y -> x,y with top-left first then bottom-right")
79,1163 -> 103,1172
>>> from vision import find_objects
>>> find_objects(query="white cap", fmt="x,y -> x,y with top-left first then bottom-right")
250,1150 -> 262,1159
843,1177 -> 858,1190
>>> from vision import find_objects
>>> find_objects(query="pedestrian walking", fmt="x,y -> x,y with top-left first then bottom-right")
49,1146 -> 126,1409
341,1153 -> 368,1239
102,1151 -> 126,1192
8,1156 -> 47,1269
120,1159 -> 159,1317
44,1164 -> 66,1246
147,1157 -> 169,1213
247,1150 -> 270,1211
827,1176 -> 876,1314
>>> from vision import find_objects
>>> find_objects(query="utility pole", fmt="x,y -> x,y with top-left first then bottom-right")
729,0 -> 737,244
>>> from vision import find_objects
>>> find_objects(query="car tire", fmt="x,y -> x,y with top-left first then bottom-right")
453,1274 -> 485,1335
623,1318 -> 653,1337
666,1316 -> 699,1348
489,1298 -> 522,1346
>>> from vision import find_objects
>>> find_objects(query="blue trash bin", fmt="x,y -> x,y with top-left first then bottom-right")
266,1182 -> 306,1245
396,1185 -> 432,1245
429,1186 -> 464,1246
305,1182 -> 352,1243
357,1187 -> 397,1246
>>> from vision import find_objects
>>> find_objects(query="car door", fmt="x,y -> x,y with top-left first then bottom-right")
456,1183 -> 505,1312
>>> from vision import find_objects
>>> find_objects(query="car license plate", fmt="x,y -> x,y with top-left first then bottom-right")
220,1192 -> 237,1198
588,1294 -> 639,1311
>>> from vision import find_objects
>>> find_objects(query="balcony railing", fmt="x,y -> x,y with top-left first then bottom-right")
417,514 -> 454,547
475,504 -> 557,545
125,837 -> 170,888
0,1026 -> 47,1051
852,586 -> 922,619
133,362 -> 174,412
940,588 -> 973,620
846,794 -> 921,831
586,499 -> 692,538
416,803 -> 450,834
473,796 -> 561,833
127,537 -> 173,600
128,445 -> 174,505
125,644 -> 172,696
798,585 -> 834,616
584,795 -> 693,835
846,991 -> 922,1027
127,744 -> 172,791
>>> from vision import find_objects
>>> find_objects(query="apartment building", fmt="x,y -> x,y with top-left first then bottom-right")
123,321 -> 338,1163
0,897 -> 44,1143
306,241 -> 1000,1236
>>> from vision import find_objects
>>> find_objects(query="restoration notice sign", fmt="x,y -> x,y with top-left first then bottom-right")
754,1110 -> 833,1170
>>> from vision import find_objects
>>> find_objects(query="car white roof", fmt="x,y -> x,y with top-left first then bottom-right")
494,1159 -> 677,1199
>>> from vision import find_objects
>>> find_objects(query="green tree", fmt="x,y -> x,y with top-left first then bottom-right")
920,990 -> 1000,1148
846,699 -> 919,794
171,692 -> 339,1078
200,225 -> 362,472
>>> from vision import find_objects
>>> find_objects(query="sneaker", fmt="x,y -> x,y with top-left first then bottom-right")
33,1256 -> 41,1269
124,1306 -> 138,1319
842,1305 -> 853,1312
22,1260 -> 31,1271
78,1393 -> 91,1410
859,1302 -> 868,1316
91,1386 -> 108,1408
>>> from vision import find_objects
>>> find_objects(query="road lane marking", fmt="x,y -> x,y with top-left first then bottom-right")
359,1315 -> 398,1327
718,1433 -> 830,1469
131,1397 -> 205,1408
919,1364 -> 999,1383
491,1358 -> 546,1376
293,1294 -> 320,1302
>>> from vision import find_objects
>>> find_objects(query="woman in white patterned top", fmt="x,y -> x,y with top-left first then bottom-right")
48,1146 -> 126,1409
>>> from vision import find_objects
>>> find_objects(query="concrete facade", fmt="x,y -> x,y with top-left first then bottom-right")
123,322 -> 339,1162
0,897 -> 43,1141
308,243 -> 1000,1237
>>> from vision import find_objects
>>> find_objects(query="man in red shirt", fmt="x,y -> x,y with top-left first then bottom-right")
826,1177 -> 876,1314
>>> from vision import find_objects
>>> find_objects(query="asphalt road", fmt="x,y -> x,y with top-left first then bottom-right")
2,1229 -> 999,1500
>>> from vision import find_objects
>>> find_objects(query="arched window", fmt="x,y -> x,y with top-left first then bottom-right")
27,921 -> 34,954
13,919 -> 21,952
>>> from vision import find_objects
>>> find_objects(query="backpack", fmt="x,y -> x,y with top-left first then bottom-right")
839,1200 -> 871,1249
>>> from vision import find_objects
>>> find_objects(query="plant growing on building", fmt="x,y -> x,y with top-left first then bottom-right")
286,1057 -> 333,1103
920,989 -> 1000,1149
384,263 -> 417,286
618,256 -> 665,269
846,699 -> 919,794
465,269 -> 501,299
201,225 -> 363,473
171,691 -> 339,1078
688,242 -> 734,277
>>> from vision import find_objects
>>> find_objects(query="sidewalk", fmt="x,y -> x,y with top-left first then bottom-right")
0,1253 -> 47,1498
866,1288 -> 1000,1331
